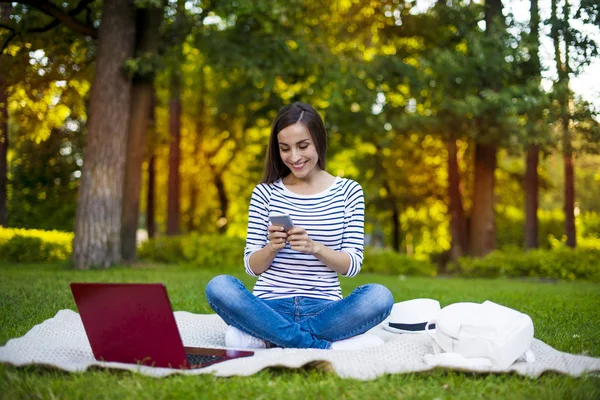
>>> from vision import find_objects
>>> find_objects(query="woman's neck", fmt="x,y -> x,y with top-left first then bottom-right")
282,170 -> 336,195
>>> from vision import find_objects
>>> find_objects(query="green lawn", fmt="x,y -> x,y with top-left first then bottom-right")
1,262 -> 599,399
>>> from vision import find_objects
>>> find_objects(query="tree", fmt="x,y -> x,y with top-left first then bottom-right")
165,0 -> 187,236
8,123 -> 84,230
166,67 -> 182,236
447,138 -> 469,258
146,91 -> 157,239
186,66 -> 205,232
146,153 -> 156,238
0,77 -> 7,226
552,0 -> 576,247
2,0 -> 168,267
469,0 -> 503,257
1,0 -> 96,229
185,0 -> 348,234
121,3 -> 163,262
0,3 -> 8,226
524,0 -> 544,249
548,0 -> 599,248
73,0 -> 136,268
0,0 -> 98,38
419,0 -> 476,259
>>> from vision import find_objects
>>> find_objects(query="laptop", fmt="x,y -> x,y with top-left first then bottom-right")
70,282 -> 254,369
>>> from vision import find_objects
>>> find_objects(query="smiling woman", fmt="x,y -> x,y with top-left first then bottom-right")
204,102 -> 394,351
262,103 -> 328,185
277,124 -> 319,181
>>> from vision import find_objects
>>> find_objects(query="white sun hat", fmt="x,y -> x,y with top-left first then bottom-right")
383,298 -> 441,334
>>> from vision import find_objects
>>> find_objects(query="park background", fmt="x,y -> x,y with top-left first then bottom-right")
0,0 -> 599,276
1,1 -> 600,398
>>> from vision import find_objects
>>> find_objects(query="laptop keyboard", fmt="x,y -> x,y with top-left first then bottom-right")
186,353 -> 223,367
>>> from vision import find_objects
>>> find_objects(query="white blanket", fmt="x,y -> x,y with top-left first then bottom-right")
0,309 -> 598,380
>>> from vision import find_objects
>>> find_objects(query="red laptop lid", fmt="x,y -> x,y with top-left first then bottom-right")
70,283 -> 188,368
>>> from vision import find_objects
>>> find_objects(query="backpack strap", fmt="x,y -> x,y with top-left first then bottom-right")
425,319 -> 442,354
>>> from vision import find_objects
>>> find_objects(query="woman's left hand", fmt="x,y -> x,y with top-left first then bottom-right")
287,227 -> 322,255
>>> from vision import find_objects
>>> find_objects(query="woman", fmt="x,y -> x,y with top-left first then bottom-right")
205,102 -> 394,350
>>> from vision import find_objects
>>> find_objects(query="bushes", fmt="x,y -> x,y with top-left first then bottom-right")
0,227 -> 72,262
448,247 -> 600,282
137,234 -> 246,270
0,228 -> 247,269
362,248 -> 437,277
136,235 -> 187,264
581,212 -> 600,238
137,235 -> 439,276
495,209 -> 600,249
495,208 -> 564,249
1,226 -> 596,283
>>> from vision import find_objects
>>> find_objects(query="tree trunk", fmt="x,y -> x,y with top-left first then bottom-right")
146,90 -> 157,239
146,154 -> 156,239
214,172 -> 229,234
391,201 -> 400,252
0,66 -> 7,227
187,180 -> 197,232
72,0 -> 136,269
551,0 -> 576,247
468,0 -> 503,258
562,1 -> 576,248
485,0 -> 503,29
187,70 -> 205,232
381,178 -> 401,252
166,73 -> 181,236
121,5 -> 163,262
564,144 -> 576,247
524,0 -> 541,250
469,143 -> 497,257
447,139 -> 468,259
524,144 -> 539,249
166,0 -> 186,237
0,2 -> 11,226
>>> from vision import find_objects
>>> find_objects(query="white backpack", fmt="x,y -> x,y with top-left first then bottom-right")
425,301 -> 535,369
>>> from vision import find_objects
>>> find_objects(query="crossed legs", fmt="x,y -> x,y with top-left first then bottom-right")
205,275 -> 393,349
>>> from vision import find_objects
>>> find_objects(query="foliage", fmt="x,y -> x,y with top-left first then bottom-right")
363,247 -> 437,277
572,235 -> 600,250
495,208 -> 600,249
123,53 -> 163,81
495,207 -> 563,249
540,153 -> 600,213
1,2 -> 95,143
580,212 -> 600,238
0,227 -> 72,262
181,234 -> 247,269
448,246 -> 600,282
136,235 -> 185,264
137,234 -> 246,269
7,123 -> 84,231
135,0 -> 164,8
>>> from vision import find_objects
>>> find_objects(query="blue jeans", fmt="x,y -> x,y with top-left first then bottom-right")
205,275 -> 394,349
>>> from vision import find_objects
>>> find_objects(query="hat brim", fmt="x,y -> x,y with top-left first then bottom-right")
383,322 -> 436,334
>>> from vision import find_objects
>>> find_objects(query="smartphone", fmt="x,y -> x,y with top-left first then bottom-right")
269,214 -> 294,231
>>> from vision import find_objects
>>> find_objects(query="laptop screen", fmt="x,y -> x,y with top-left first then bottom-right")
71,282 -> 198,368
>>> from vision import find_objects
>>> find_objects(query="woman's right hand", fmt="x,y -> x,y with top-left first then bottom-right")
267,225 -> 288,253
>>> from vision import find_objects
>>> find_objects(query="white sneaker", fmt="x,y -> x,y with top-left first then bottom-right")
330,333 -> 384,351
225,326 -> 267,349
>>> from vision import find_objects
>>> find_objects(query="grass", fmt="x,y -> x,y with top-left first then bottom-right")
1,262 -> 599,399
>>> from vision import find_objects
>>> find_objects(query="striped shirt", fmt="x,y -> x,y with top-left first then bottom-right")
244,177 -> 365,300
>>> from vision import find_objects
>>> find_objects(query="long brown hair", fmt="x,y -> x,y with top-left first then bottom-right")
261,102 -> 327,184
